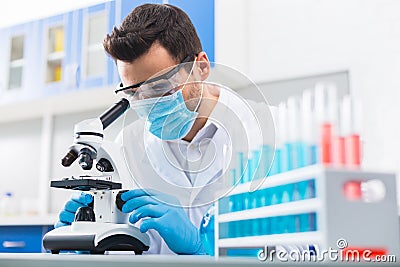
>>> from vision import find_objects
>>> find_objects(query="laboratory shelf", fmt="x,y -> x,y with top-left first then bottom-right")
218,198 -> 322,223
215,166 -> 400,257
218,232 -> 323,248
228,164 -> 321,196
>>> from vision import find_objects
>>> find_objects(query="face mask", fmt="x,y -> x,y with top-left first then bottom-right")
150,89 -> 201,140
131,61 -> 203,140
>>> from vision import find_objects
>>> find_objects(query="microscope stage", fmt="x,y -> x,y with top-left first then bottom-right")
51,178 -> 122,191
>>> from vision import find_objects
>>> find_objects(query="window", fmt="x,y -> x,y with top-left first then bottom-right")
8,35 -> 25,90
46,25 -> 64,83
85,13 -> 107,77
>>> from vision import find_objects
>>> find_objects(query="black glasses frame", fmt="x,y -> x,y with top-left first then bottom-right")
115,55 -> 195,94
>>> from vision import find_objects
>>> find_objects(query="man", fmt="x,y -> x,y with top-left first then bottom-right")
55,3 -> 269,255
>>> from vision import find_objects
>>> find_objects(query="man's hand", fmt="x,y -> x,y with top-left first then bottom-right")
54,192 -> 93,228
121,189 -> 205,255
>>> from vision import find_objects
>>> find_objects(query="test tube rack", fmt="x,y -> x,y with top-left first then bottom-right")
215,164 -> 399,258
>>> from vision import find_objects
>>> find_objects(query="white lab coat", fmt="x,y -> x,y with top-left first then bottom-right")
116,86 -> 274,254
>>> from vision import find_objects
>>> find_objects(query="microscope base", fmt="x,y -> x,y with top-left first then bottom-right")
43,222 -> 150,254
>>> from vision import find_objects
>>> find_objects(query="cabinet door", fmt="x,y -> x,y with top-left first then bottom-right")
0,22 -> 38,105
0,225 -> 53,253
37,11 -> 76,96
78,1 -> 117,90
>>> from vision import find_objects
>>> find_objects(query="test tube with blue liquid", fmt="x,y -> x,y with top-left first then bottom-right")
278,103 -> 290,172
237,151 -> 245,184
258,105 -> 276,178
251,148 -> 261,181
268,107 -> 280,175
256,188 -> 269,208
302,89 -> 318,165
287,97 -> 306,169
269,185 -> 282,206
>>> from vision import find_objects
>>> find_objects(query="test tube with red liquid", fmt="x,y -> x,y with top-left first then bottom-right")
341,95 -> 362,168
315,83 -> 338,165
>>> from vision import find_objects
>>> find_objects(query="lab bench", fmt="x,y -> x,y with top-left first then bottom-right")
0,254 -> 398,267
0,215 -> 56,253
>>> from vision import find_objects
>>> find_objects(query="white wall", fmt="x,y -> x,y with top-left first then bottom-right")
215,0 -> 400,174
0,119 -> 42,206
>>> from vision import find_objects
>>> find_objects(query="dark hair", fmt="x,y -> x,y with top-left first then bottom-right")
103,4 -> 202,63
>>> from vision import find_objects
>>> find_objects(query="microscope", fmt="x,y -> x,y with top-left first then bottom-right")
43,99 -> 150,254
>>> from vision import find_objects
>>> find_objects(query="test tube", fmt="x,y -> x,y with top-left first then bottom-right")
270,185 -> 283,206
237,151 -> 245,183
260,217 -> 271,236
243,193 -> 250,210
246,156 -> 252,183
299,213 -> 310,232
259,105 -> 276,178
278,103 -> 290,172
260,145 -> 273,178
269,107 -> 280,175
245,219 -> 253,237
315,83 -> 338,165
332,96 -> 348,167
231,168 -> 237,187
287,96 -> 305,169
250,191 -> 257,210
341,95 -> 362,168
301,89 -> 318,165
235,193 -> 243,212
253,148 -> 262,180
257,188 -> 269,208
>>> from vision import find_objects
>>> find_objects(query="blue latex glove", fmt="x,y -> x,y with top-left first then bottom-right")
121,189 -> 205,255
54,192 -> 93,228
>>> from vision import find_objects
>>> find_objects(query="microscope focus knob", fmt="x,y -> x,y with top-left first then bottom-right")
96,158 -> 114,172
116,190 -> 129,211
75,206 -> 96,222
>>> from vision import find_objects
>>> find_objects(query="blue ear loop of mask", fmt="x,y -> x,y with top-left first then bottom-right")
131,60 -> 204,140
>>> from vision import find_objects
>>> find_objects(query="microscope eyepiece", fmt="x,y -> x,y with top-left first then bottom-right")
99,98 -> 130,130
61,150 -> 79,167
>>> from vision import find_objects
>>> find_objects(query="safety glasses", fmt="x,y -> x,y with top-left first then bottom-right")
115,55 -> 195,101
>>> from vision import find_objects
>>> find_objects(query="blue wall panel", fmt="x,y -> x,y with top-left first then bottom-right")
119,0 -> 161,25
169,0 -> 215,62
118,0 -> 214,62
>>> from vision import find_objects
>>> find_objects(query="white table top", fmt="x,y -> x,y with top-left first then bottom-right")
0,214 -> 57,226
0,254 -> 397,267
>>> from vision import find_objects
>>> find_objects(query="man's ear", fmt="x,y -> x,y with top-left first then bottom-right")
196,52 -> 210,80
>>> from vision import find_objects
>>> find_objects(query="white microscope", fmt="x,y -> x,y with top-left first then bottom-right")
43,99 -> 150,254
